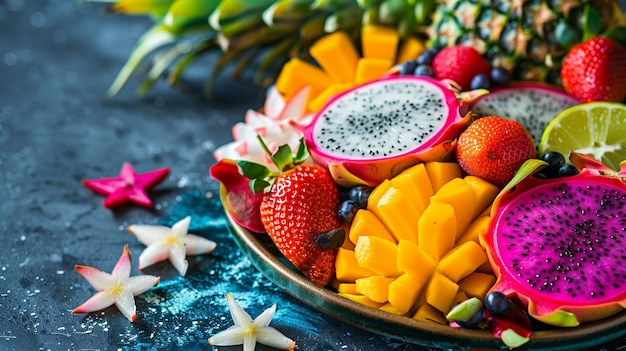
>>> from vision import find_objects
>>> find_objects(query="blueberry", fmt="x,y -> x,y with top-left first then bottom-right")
349,185 -> 373,208
414,64 -> 434,77
490,67 -> 511,86
417,48 -> 439,65
338,200 -> 360,223
456,308 -> 484,329
558,164 -> 580,177
485,291 -> 510,316
541,151 -> 566,178
399,60 -> 418,75
470,73 -> 491,90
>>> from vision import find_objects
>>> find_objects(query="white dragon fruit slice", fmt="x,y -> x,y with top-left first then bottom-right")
470,82 -> 579,145
301,75 -> 470,187
213,86 -> 311,171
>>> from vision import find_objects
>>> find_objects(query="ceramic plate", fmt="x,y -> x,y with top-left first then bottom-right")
224,209 -> 626,351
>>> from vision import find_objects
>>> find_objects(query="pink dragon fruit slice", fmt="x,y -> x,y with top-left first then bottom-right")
300,75 -> 470,187
483,154 -> 626,326
471,82 -> 579,145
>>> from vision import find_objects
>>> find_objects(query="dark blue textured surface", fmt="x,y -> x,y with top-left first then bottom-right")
0,1 -> 625,351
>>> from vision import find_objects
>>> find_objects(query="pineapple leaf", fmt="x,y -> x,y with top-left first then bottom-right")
93,0 -> 174,18
163,0 -> 219,28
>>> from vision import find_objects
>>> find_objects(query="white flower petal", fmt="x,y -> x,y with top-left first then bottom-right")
75,266 -> 114,291
126,275 -> 160,295
111,245 -> 132,280
208,325 -> 247,346
128,224 -> 171,245
171,216 -> 191,237
256,327 -> 296,350
243,334 -> 257,351
226,294 -> 253,326
183,234 -> 217,255
114,291 -> 137,322
138,243 -> 170,270
168,246 -> 188,276
253,303 -> 276,327
72,290 -> 115,314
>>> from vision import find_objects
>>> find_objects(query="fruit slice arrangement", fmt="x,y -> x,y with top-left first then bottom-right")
334,161 -> 500,323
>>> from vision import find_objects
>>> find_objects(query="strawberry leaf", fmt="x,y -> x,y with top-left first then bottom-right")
604,26 -> 626,48
272,143 -> 294,171
250,178 -> 271,194
237,160 -> 271,179
294,137 -> 309,164
581,5 -> 602,41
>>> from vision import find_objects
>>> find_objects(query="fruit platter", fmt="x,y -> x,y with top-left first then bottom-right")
96,0 -> 626,349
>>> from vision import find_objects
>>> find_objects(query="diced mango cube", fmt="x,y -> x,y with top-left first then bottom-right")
371,185 -> 420,243
388,273 -> 427,315
397,239 -> 436,277
430,177 -> 477,238
453,291 -> 470,307
337,283 -> 359,294
275,58 -> 331,101
425,271 -> 459,313
396,36 -> 425,64
464,176 -> 500,218
335,247 -> 377,282
362,25 -> 399,63
424,162 -> 463,193
308,83 -> 352,112
309,31 -> 359,84
349,209 -> 396,245
457,215 -> 491,245
418,202 -> 456,261
379,302 -> 405,315
354,236 -> 402,277
437,241 -> 488,282
367,179 -> 391,210
355,57 -> 392,85
356,276 -> 395,303
458,272 -> 497,300
413,303 -> 448,325
390,163 -> 433,215
339,293 -> 384,308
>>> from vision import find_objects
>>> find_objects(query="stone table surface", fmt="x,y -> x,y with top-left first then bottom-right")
1,1 -> 625,351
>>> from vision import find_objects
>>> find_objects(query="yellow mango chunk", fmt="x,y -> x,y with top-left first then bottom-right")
309,31 -> 359,84
430,177 -> 477,238
397,239 -> 436,277
418,202 -> 456,261
356,276 -> 395,303
388,273 -> 427,315
355,57 -> 392,85
379,302 -> 405,315
354,236 -> 402,277
459,272 -> 497,300
349,209 -> 396,245
437,241 -> 488,282
361,25 -> 399,62
464,176 -> 500,218
424,162 -> 463,193
337,283 -> 359,294
308,83 -> 352,112
389,163 -> 433,215
425,272 -> 459,313
275,58 -> 331,100
339,293 -> 384,308
372,186 -> 420,243
396,36 -> 425,64
457,215 -> 491,245
335,247 -> 377,282
453,291 -> 470,307
367,179 -> 391,210
413,302 -> 448,325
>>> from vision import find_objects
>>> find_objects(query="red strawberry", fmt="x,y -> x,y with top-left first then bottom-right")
432,45 -> 491,91
239,138 -> 343,286
456,116 -> 536,187
561,37 -> 626,103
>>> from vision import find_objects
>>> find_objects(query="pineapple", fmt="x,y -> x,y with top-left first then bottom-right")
428,0 -> 626,83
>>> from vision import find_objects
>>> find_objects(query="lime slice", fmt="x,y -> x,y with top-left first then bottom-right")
539,102 -> 626,171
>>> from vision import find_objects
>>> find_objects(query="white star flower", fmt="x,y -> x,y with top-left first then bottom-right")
209,294 -> 296,351
127,216 -> 217,276
72,245 -> 160,322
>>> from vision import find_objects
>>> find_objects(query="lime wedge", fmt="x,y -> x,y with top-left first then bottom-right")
539,102 -> 626,171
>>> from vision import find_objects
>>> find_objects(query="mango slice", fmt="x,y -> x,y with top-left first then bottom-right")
430,178 -> 477,239
370,185 -> 420,243
355,57 -> 392,85
437,241 -> 488,282
397,239 -> 436,277
308,83 -> 351,112
354,236 -> 402,277
337,283 -> 359,294
361,25 -> 399,63
390,163 -> 433,215
275,58 -> 331,100
335,247 -> 377,282
413,303 -> 448,325
425,272 -> 459,313
459,272 -> 497,300
349,209 -> 396,245
396,36 -> 425,64
356,276 -> 395,303
464,176 -> 500,218
457,215 -> 491,245
309,31 -> 358,84
424,162 -> 463,193
388,273 -> 427,315
418,202 -> 456,261
339,293 -> 384,308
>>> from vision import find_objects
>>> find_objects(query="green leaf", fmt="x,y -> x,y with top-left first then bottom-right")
250,178 -> 271,194
555,19 -> 581,49
603,26 -> 626,48
236,160 -> 272,179
163,0 -> 220,29
294,138 -> 310,163
272,143 -> 295,170
581,4 -> 602,41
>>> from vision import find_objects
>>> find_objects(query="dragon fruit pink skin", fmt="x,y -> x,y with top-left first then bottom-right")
483,153 -> 626,327
300,75 -> 470,187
